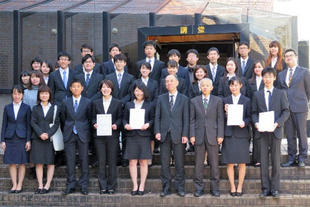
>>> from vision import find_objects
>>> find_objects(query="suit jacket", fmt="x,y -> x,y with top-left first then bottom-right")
61,96 -> 91,143
73,63 -> 103,74
91,97 -> 123,139
161,66 -> 190,87
252,88 -> 290,139
190,95 -> 224,146
206,64 -> 225,96
188,82 -> 201,98
31,104 -> 60,140
136,59 -> 165,83
184,66 -> 195,83
1,102 -> 31,142
218,76 -> 250,98
223,95 -> 251,138
277,66 -> 310,113
48,69 -> 76,105
159,77 -> 187,96
154,93 -> 189,144
237,57 -> 255,80
102,59 -> 128,76
105,72 -> 135,105
130,79 -> 158,104
74,72 -> 104,101
123,101 -> 154,137
248,78 -> 264,99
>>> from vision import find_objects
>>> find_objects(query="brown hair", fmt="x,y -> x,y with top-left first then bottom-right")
29,70 -> 46,89
99,79 -> 114,94
37,85 -> 53,104
193,65 -> 208,83
265,40 -> 283,72
249,60 -> 265,84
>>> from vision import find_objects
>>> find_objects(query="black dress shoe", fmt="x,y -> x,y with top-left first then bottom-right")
63,188 -> 75,195
177,190 -> 185,197
194,190 -> 204,197
122,159 -> 129,167
35,188 -> 42,194
236,191 -> 243,197
271,190 -> 279,198
138,191 -> 144,196
160,190 -> 170,197
41,188 -> 50,194
259,190 -> 270,198
281,160 -> 296,167
210,190 -> 220,197
298,161 -> 306,167
9,190 -> 16,194
15,189 -> 23,194
131,190 -> 138,196
107,189 -> 115,194
230,191 -> 236,197
81,188 -> 88,195
100,189 -> 107,194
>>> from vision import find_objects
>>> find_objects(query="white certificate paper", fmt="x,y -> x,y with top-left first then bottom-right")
258,111 -> 275,132
227,104 -> 243,126
97,114 -> 112,136
129,109 -> 145,129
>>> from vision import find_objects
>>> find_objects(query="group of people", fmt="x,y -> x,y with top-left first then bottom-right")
1,40 -> 309,199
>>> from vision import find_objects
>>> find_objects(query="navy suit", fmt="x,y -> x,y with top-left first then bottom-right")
188,82 -> 201,98
74,63 -> 103,74
136,59 -> 165,83
237,58 -> 255,80
130,79 -> 158,105
161,66 -> 190,87
159,77 -> 187,96
206,64 -> 225,96
218,76 -> 250,98
102,59 -> 128,76
74,72 -> 104,101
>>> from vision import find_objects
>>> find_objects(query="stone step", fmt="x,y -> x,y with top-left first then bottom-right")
1,191 -> 310,207
0,178 -> 309,194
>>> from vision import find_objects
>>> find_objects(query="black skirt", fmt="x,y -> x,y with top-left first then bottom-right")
30,138 -> 55,165
221,136 -> 250,164
124,135 -> 152,160
4,136 -> 28,164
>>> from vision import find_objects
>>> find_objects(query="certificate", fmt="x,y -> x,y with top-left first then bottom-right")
97,114 -> 112,136
258,111 -> 275,132
227,104 -> 243,126
129,109 -> 145,129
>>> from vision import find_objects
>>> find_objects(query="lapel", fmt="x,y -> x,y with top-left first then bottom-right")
67,97 -> 75,116
269,88 -> 278,110
109,60 -> 115,72
16,103 -> 25,120
280,69 -> 289,88
289,67 -> 300,87
98,98 -> 106,114
39,104 -> 54,119
258,80 -> 264,90
75,97 -> 84,115
111,73 -> 120,94
152,60 -> 158,72
8,103 -> 15,120
86,72 -> 96,89
205,95 -> 215,115
106,97 -> 116,114
196,95 -> 205,115
67,69 -> 74,86
120,72 -> 127,89
259,90 -> 268,111
171,93 -> 181,112
56,70 -> 66,89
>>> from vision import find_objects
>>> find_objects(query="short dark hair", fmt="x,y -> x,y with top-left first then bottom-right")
284,48 -> 297,56
262,67 -> 277,77
11,85 -> 24,95
239,41 -> 250,48
80,44 -> 93,52
167,60 -> 178,68
70,79 -> 83,87
41,60 -> 54,74
207,47 -> 219,56
193,65 -> 208,83
143,40 -> 157,49
225,57 -> 239,75
140,62 -> 152,70
57,51 -> 71,61
37,85 -> 53,104
167,49 -> 181,58
113,53 -> 127,63
99,79 -> 114,94
30,56 -> 42,69
81,54 -> 96,64
132,82 -> 150,101
186,49 -> 199,58
228,76 -> 243,86
109,43 -> 121,52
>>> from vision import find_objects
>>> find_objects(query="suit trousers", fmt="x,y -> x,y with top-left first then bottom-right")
95,137 -> 119,190
194,139 -> 219,192
160,133 -> 185,191
64,133 -> 89,189
260,132 -> 281,192
285,112 -> 308,162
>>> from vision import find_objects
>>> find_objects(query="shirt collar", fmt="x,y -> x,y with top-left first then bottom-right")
289,65 -> 297,71
141,77 -> 149,82
13,101 -> 22,107
227,73 -> 236,79
241,56 -> 249,62
73,95 -> 82,103
169,91 -> 178,97
256,76 -> 262,81
83,68 -> 93,76
264,87 -> 274,94
146,57 -> 155,62
59,67 -> 69,73
103,96 -> 112,102
202,94 -> 210,100
116,70 -> 124,76
209,63 -> 218,69
40,102 -> 51,108
232,93 -> 241,100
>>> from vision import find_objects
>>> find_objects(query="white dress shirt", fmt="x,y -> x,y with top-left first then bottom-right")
256,76 -> 262,91
59,67 -> 69,80
141,77 -> 149,86
134,99 -> 144,109
41,102 -> 52,117
271,57 -> 278,68
227,73 -> 236,80
232,93 -> 241,104
83,68 -> 94,81
202,94 -> 210,103
72,95 -> 81,107
103,96 -> 112,113
209,63 -> 218,79
146,57 -> 155,70
264,87 -> 274,111
168,91 -> 178,106
13,101 -> 22,120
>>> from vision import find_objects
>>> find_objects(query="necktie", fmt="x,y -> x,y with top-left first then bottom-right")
288,68 -> 293,87
267,91 -> 272,111
242,60 -> 246,74
73,100 -> 78,134
203,98 -> 208,111
117,73 -> 122,88
212,66 -> 216,81
169,95 -> 174,111
85,73 -> 90,86
63,70 -> 67,89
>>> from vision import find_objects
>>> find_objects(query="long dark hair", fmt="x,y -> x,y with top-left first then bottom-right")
249,60 -> 265,84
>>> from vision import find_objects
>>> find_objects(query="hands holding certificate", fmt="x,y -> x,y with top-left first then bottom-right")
225,104 -> 245,128
124,123 -> 150,131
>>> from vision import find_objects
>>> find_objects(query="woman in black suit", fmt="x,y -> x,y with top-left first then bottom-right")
30,85 -> 60,194
92,80 -> 123,194
248,60 -> 265,167
188,65 -> 208,98
123,82 -> 154,196
221,77 -> 251,197
218,57 -> 250,98
1,85 -> 31,193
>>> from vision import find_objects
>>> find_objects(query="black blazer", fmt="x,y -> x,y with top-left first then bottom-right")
31,104 -> 60,140
223,95 -> 251,138
237,57 -> 255,80
136,59 -> 165,83
188,82 -> 201,98
218,76 -> 250,98
130,79 -> 158,104
102,59 -> 128,76
161,66 -> 190,87
123,101 -> 154,137
92,97 -> 123,139
248,78 -> 264,99
105,72 -> 135,105
1,103 -> 31,142
206,64 -> 225,96
48,69 -> 76,105
154,93 -> 189,144
61,96 -> 91,143
73,63 -> 103,74
74,72 -> 104,101
159,77 -> 187,96
252,88 -> 290,139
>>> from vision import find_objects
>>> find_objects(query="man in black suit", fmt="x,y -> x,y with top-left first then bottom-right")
252,67 -> 289,198
61,79 -> 92,195
154,75 -> 189,197
190,78 -> 224,197
278,49 -> 310,167
73,44 -> 102,74
102,43 -> 128,76
136,40 -> 165,83
48,52 -> 76,105
185,49 -> 199,83
237,42 -> 254,80
206,47 -> 225,96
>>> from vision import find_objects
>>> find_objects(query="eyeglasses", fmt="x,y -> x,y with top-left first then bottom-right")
284,54 -> 295,58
